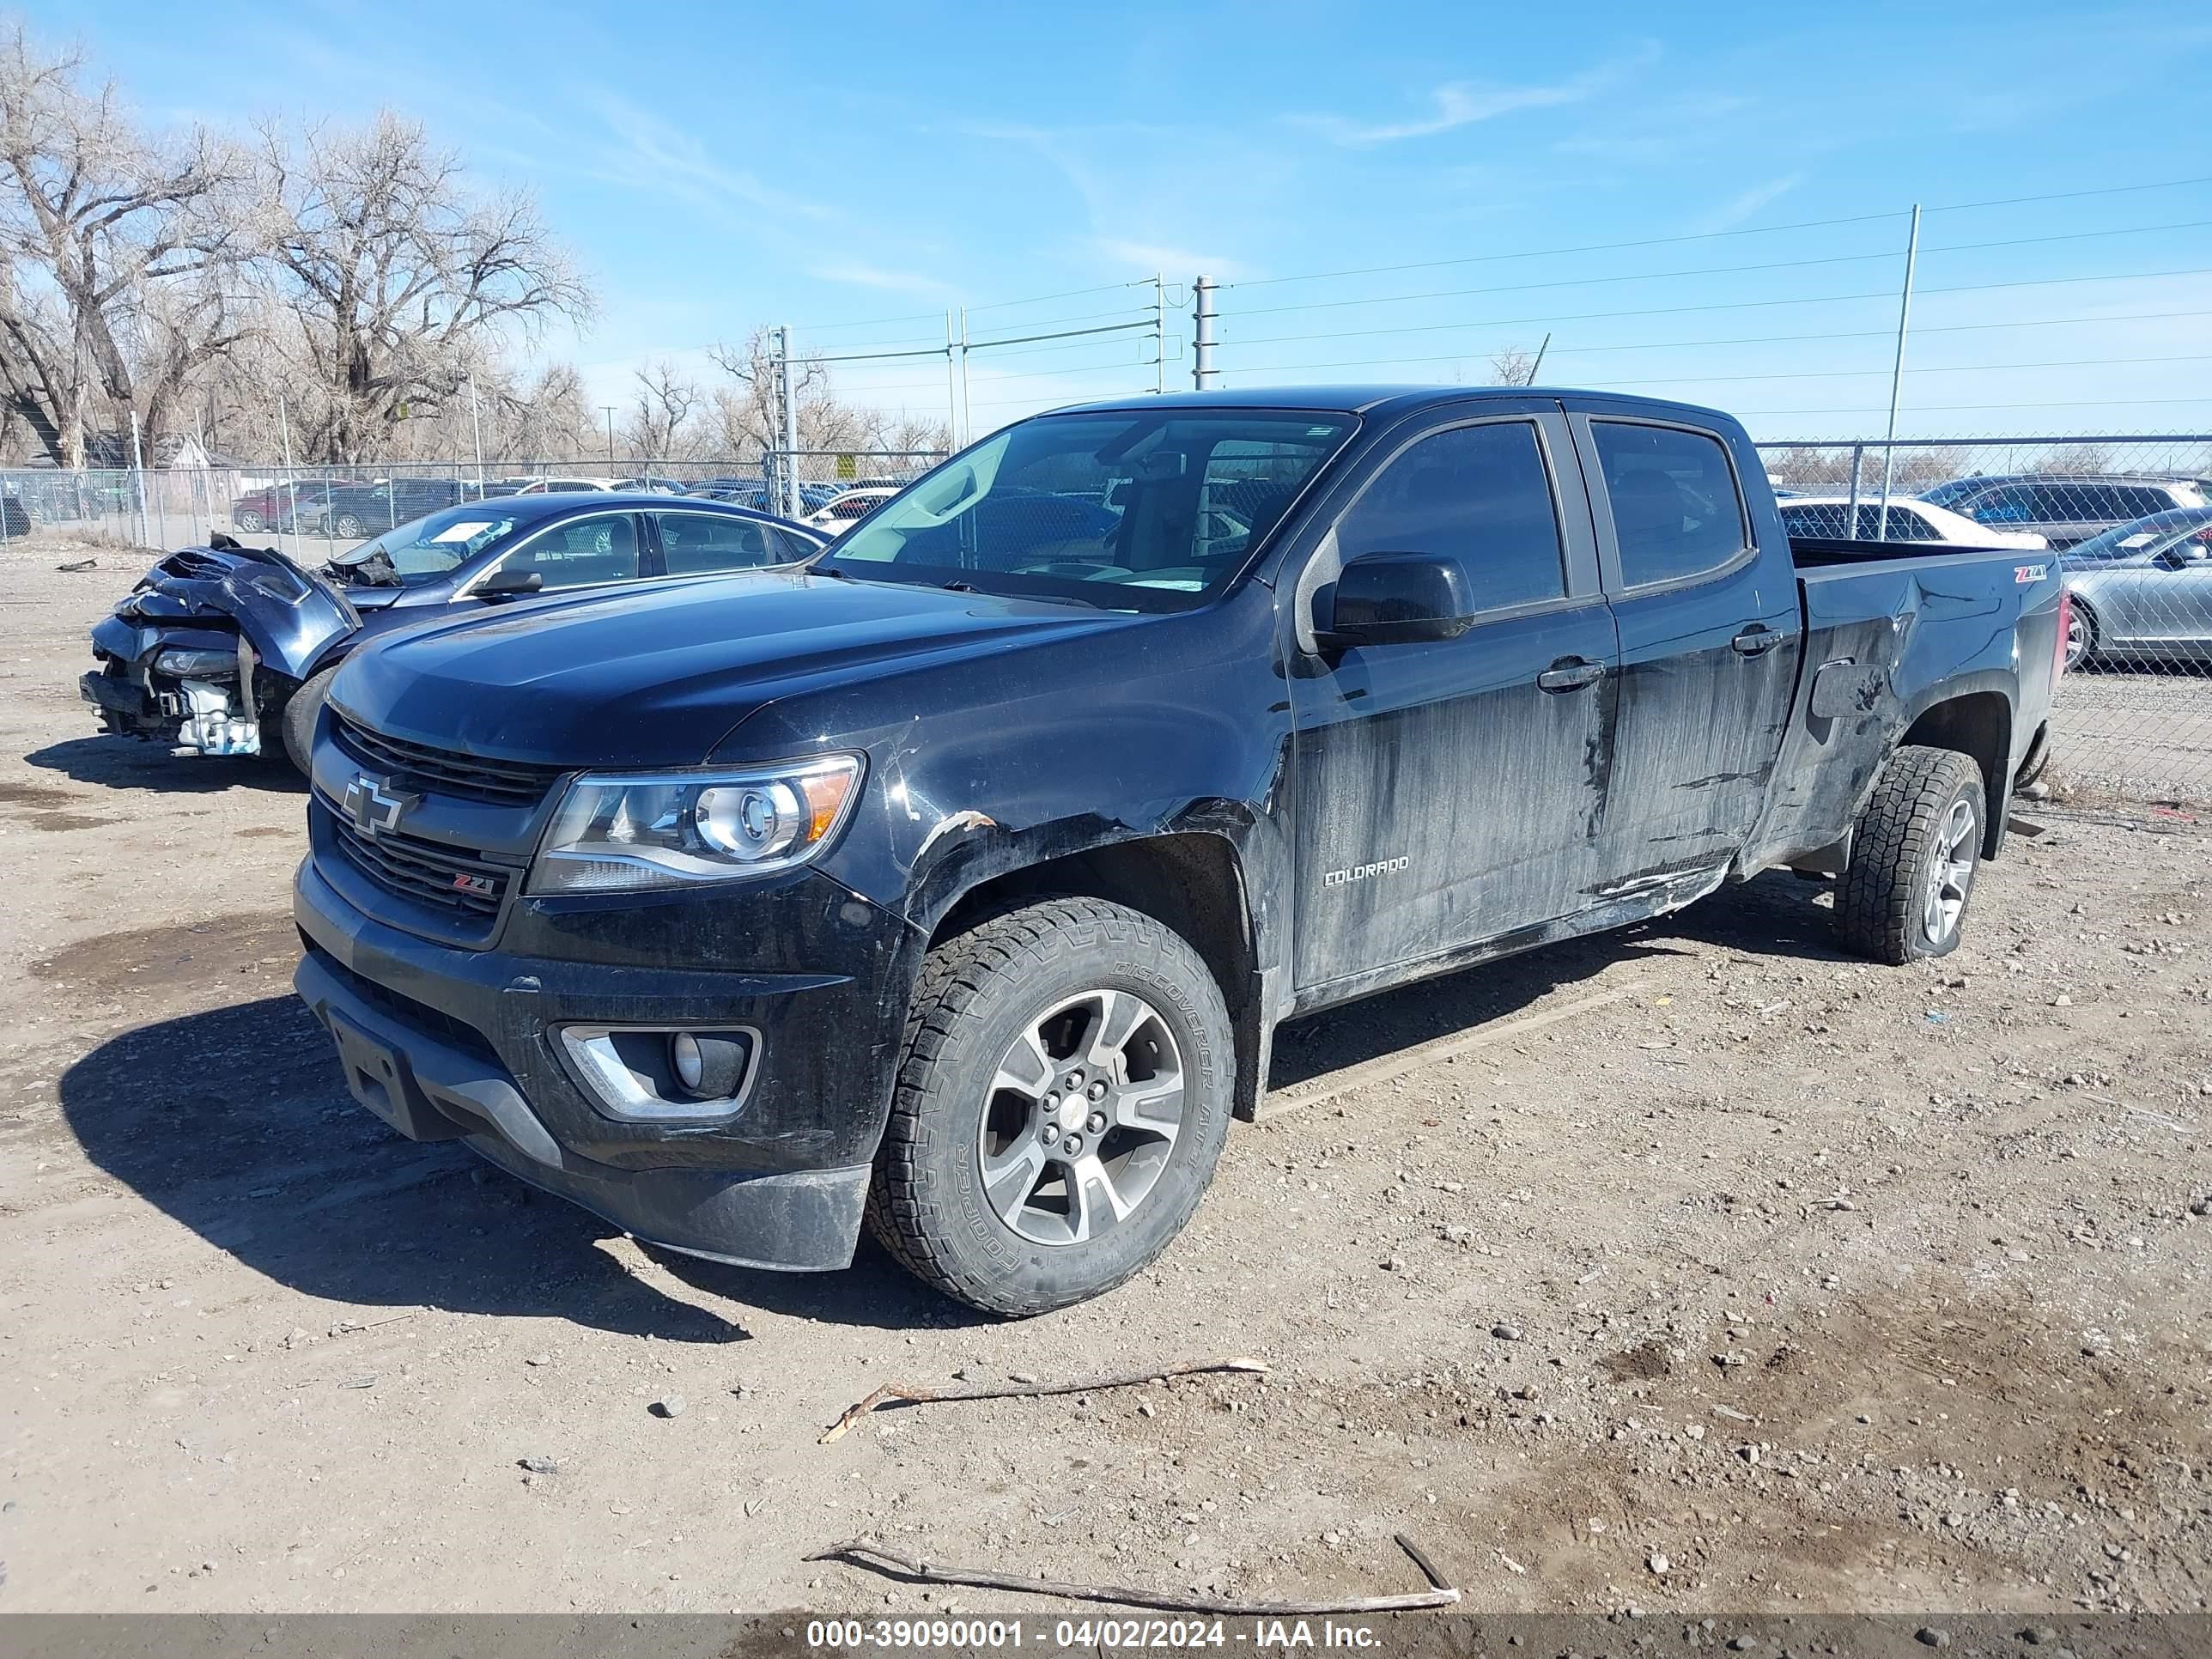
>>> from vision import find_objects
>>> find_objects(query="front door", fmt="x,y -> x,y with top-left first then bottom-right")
1288,411 -> 1618,994
1573,412 -> 1803,882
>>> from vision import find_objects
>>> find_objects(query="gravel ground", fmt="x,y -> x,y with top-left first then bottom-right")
0,535 -> 2206,1618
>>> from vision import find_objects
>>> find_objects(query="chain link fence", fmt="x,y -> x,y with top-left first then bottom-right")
7,434 -> 2204,803
0,449 -> 948,556
1756,434 -> 2212,804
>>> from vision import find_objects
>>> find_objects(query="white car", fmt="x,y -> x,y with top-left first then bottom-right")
805,485 -> 902,530
495,476 -> 621,495
1778,495 -> 2048,550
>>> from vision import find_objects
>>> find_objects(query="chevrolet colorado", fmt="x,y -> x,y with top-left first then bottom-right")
290,388 -> 2066,1315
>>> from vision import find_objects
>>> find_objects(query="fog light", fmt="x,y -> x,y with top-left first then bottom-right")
668,1030 -> 749,1100
672,1031 -> 703,1092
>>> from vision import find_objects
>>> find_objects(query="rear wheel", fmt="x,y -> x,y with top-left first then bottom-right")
866,897 -> 1233,1316
1836,744 -> 1986,965
2063,599 -> 2098,671
281,665 -> 340,776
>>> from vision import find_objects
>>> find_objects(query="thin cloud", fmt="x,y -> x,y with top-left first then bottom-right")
581,94 -> 836,223
1689,173 -> 1805,235
810,263 -> 959,301
1294,46 -> 1658,147
1090,239 -> 1244,281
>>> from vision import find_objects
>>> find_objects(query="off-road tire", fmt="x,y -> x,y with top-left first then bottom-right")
865,896 -> 1233,1316
1836,744 -> 1986,965
281,665 -> 340,776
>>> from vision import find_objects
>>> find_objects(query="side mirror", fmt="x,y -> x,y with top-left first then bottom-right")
1318,550 -> 1478,648
476,568 -> 544,599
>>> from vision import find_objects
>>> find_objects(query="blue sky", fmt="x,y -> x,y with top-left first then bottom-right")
69,0 -> 2212,441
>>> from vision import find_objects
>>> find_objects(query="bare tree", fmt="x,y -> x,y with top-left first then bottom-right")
0,16 -> 247,465
255,110 -> 592,462
1487,344 -> 1540,388
707,326 -> 948,464
626,359 -> 700,459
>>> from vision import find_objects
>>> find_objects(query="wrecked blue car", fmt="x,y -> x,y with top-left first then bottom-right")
79,494 -> 828,773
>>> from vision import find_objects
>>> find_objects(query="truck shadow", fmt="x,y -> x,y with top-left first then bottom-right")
56,872 -> 1844,1336
25,736 -> 306,795
1265,868 -> 1845,1091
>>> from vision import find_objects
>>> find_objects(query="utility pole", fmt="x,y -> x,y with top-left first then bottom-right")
468,375 -> 487,488
276,397 -> 295,554
1192,275 -> 1217,389
1154,273 -> 1167,394
957,307 -> 972,447
778,325 -> 801,520
129,408 -> 150,546
943,311 -> 961,453
602,405 -> 617,471
1875,204 -> 1922,541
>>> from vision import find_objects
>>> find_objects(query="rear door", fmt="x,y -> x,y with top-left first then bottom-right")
1571,409 -> 1804,882
1286,406 -> 1618,993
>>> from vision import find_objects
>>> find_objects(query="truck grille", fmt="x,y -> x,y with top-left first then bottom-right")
331,817 -> 513,924
333,712 -> 563,808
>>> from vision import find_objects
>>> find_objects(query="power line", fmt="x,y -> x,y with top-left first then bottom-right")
1223,176 -> 2212,292
1222,220 -> 2212,323
1214,267 -> 2212,350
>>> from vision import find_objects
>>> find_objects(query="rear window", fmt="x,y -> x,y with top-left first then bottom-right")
1591,422 -> 1748,586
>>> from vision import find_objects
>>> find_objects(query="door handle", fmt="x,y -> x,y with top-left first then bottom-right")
1731,626 -> 1781,657
1536,659 -> 1606,692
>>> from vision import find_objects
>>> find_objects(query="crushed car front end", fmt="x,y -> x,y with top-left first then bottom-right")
82,542 -> 362,758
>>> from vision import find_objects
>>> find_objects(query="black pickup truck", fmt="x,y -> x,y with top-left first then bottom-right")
290,388 -> 2066,1315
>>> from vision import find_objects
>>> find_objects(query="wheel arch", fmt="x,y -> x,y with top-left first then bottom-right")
1897,690 -> 2012,857
921,827 -> 1275,1121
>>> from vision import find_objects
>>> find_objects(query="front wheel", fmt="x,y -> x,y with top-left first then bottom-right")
866,897 -> 1233,1316
1836,744 -> 1986,964
281,665 -> 341,775
331,513 -> 365,540
234,507 -> 264,532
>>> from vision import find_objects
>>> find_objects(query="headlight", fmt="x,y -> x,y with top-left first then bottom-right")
526,753 -> 865,894
154,647 -> 240,678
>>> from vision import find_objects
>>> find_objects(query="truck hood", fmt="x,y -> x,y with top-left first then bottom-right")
113,543 -> 362,678
333,568 -> 1133,767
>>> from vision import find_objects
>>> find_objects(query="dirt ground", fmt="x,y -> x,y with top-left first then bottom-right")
0,535 -> 2206,1619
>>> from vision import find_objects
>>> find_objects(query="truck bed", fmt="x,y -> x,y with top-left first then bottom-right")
1788,533 -> 2044,568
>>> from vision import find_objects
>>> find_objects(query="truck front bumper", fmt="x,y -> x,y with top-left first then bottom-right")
292,854 -> 895,1273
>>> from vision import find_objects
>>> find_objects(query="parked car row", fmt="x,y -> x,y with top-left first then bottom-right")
225,476 -> 898,537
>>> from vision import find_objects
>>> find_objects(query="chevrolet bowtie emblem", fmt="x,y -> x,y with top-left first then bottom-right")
342,775 -> 421,836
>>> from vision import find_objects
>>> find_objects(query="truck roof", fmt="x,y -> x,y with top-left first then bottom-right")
1056,384 -> 1739,423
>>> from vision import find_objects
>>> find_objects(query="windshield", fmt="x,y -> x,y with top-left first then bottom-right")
1917,478 -> 1984,508
2062,507 -> 2212,563
817,410 -> 1357,609
331,507 -> 519,585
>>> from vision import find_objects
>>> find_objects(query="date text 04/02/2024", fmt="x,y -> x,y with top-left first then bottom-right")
803,1619 -> 1387,1650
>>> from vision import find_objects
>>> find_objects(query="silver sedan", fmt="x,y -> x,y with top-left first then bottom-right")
2062,507 -> 2212,670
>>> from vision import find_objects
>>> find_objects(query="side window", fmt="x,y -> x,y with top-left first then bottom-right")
1859,503 -> 1936,540
504,514 -> 640,590
1782,503 -> 1848,538
2116,486 -> 2168,520
1591,422 -> 1748,586
2027,483 -> 2098,522
1968,484 -> 2033,523
1335,422 -> 1565,612
654,512 -> 781,574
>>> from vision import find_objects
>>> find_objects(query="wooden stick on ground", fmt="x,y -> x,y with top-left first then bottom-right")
818,1357 -> 1268,1444
805,1536 -> 1461,1617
